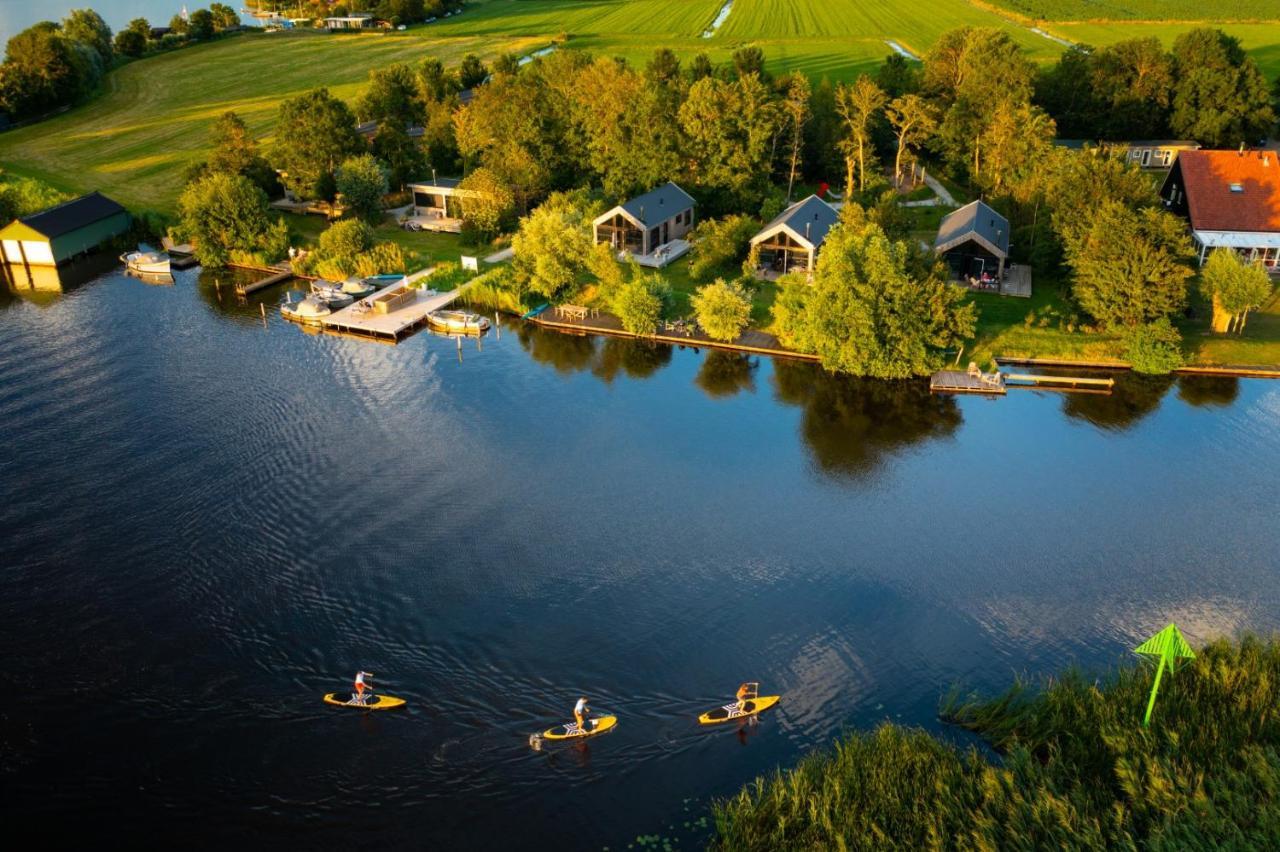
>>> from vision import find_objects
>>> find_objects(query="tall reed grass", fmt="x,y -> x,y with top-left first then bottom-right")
712,635 -> 1280,849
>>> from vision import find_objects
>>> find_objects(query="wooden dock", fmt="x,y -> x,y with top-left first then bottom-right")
1004,373 -> 1116,390
320,279 -> 463,342
234,262 -> 293,295
930,366 -> 1007,395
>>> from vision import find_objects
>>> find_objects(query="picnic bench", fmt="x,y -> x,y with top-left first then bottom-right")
557,304 -> 590,321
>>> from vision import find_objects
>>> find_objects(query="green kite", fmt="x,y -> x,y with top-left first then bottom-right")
1134,623 -> 1196,727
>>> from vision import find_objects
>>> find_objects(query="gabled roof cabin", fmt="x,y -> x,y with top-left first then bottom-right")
592,182 -> 695,260
749,194 -> 840,275
935,200 -> 1009,281
0,192 -> 130,267
1160,148 -> 1280,272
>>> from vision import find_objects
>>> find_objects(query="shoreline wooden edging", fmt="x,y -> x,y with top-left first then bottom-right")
526,313 -> 821,362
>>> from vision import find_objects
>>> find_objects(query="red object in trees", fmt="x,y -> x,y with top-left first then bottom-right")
817,181 -> 830,198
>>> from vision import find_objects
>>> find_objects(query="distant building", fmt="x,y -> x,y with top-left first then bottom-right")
0,192 -> 129,267
935,200 -> 1009,281
592,182 -> 695,258
748,194 -> 840,276
1160,148 -> 1280,272
324,14 -> 373,31
1053,139 -> 1200,170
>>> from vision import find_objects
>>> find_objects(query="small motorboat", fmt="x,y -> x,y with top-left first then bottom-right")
280,294 -> 332,326
340,276 -> 376,298
310,281 -> 354,309
427,309 -> 490,334
120,245 -> 172,276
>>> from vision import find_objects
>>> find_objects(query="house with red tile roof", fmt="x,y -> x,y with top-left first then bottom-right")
1159,148 -> 1280,273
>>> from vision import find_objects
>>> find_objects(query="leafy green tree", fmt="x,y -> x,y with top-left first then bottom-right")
188,9 -> 215,41
875,53 -> 918,98
0,169 -> 68,221
687,52 -> 714,82
731,46 -> 767,82
113,28 -> 146,57
836,75 -> 887,196
1170,28 -> 1275,147
303,218 -> 407,279
1199,249 -> 1274,334
773,217 -> 976,378
779,72 -> 810,200
491,52 -> 520,78
209,3 -> 240,30
177,172 -> 278,267
689,215 -> 757,280
335,154 -> 389,222
208,111 -> 259,175
611,274 -> 666,335
168,14 -> 189,36
456,167 -> 514,239
0,23 -> 103,118
417,57 -> 460,103
458,53 -> 488,89
1088,38 -> 1173,140
1124,318 -> 1184,374
691,278 -> 752,341
454,72 -> 558,211
1064,201 -> 1194,329
62,9 -> 112,65
678,73 -> 779,212
356,63 -> 425,127
125,18 -> 151,39
371,123 -> 427,189
886,94 -> 937,189
272,88 -> 365,200
510,192 -> 594,299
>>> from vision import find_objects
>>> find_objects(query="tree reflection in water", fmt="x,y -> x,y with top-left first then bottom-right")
1176,375 -> 1240,408
196,267 -> 293,325
593,337 -> 673,383
694,350 -> 759,398
1061,373 -> 1174,431
515,322 -> 599,374
771,359 -> 962,479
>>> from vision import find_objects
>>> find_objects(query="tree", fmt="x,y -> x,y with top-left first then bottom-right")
1088,38 -> 1174,140
773,216 -> 976,378
209,3 -> 240,31
302,218 -> 407,279
835,75 -> 886,196
168,14 -> 189,36
678,74 -> 779,212
62,9 -> 112,66
417,57 -> 460,103
1064,201 -> 1194,329
779,73 -> 810,200
0,23 -> 100,119
981,99 -> 1054,194
876,53 -> 918,98
454,73 -> 555,211
371,123 -> 427,189
1170,28 -> 1275,148
335,154 -> 389,222
208,111 -> 259,176
691,278 -> 752,341
188,9 -> 215,41
689,215 -> 757,280
456,167 -> 514,238
687,52 -> 714,82
510,192 -> 594,299
732,46 -> 767,82
1199,249 -> 1274,334
611,274 -> 665,335
886,94 -> 937,189
458,53 -> 488,89
272,88 -> 365,199
492,52 -> 520,78
356,63 -> 425,127
177,172 -> 279,267
113,28 -> 146,58
1124,318 -> 1184,374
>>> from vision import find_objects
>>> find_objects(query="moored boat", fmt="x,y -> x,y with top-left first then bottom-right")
340,276 -> 376,298
427,309 -> 490,334
310,281 -> 354,309
120,245 -> 172,276
280,294 -> 332,325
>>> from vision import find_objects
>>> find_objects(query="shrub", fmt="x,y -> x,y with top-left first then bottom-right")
691,278 -> 752,341
335,154 -> 389,223
689,215 -> 758,281
611,274 -> 666,335
1124,318 -> 1184,374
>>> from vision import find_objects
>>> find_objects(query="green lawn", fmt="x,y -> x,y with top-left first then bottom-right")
282,212 -> 500,269
1181,285 -> 1280,368
1045,21 -> 1280,78
966,284 -> 1128,366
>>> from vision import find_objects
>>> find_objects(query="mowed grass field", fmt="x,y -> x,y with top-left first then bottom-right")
1044,21 -> 1280,77
0,30 -> 541,211
984,0 -> 1280,22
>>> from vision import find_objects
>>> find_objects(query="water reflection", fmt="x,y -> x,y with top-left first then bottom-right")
195,267 -> 284,323
515,323 -> 599,374
592,337 -> 673,382
694,351 -> 759,398
1061,372 -> 1174,431
771,360 -> 962,478
1176,375 -> 1240,408
3,254 -> 118,301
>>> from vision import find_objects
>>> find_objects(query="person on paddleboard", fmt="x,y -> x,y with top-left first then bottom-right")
573,696 -> 590,731
354,671 -> 374,703
736,682 -> 754,713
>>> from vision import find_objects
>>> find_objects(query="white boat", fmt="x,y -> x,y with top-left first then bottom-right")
427,309 -> 490,334
340,276 -> 376,298
280,294 -> 332,326
310,281 -> 354,309
120,246 -> 172,276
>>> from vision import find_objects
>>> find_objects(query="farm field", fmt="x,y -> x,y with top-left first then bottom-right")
983,0 -> 1280,22
1044,21 -> 1280,77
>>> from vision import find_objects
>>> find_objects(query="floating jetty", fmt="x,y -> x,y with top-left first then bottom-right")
930,364 -> 1007,395
320,279 -> 464,342
1003,373 -> 1116,390
235,262 -> 294,295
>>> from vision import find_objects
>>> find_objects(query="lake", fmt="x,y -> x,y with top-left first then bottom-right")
2,265 -> 1279,849
0,1 -> 255,41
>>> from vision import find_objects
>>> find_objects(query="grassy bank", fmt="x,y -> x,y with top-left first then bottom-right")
713,634 -> 1280,849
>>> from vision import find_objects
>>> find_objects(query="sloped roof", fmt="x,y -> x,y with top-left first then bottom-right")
409,177 -> 462,190
935,200 -> 1009,258
1172,149 -> 1280,233
617,182 -> 694,226
750,194 -> 840,250
8,192 -> 126,240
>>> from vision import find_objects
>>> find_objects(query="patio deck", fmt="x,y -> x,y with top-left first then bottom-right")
623,239 -> 691,269
403,213 -> 463,234
320,278 -> 462,342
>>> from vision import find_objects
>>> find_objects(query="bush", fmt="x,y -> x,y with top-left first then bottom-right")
691,278 -> 752,341
689,214 -> 758,281
113,29 -> 146,58
463,266 -> 533,315
176,172 -> 279,267
611,273 -> 666,335
335,154 -> 389,223
1124,318 -> 1184,374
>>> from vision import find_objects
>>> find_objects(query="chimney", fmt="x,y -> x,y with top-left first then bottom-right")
1239,142 -> 1245,156
1264,153 -> 1272,168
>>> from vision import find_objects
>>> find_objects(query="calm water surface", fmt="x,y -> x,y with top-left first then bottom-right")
2,267 -> 1279,849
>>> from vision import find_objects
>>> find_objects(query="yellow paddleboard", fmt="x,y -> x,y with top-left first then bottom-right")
698,695 -> 780,725
540,715 -> 618,741
323,693 -> 406,710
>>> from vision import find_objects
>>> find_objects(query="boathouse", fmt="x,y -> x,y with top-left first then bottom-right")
0,192 -> 129,267
592,182 -> 695,266
1160,148 -> 1280,273
749,194 -> 840,276
934,200 -> 1009,282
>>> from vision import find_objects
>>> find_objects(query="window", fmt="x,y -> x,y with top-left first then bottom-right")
1141,149 -> 1152,167
1230,183 -> 1244,193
